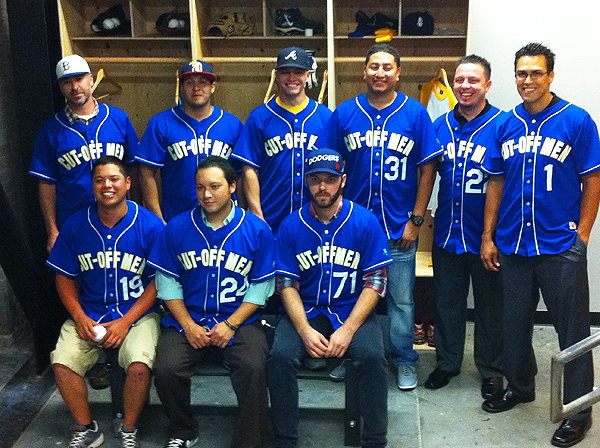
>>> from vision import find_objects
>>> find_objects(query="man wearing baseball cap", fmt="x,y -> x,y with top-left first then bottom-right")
268,148 -> 393,447
30,54 -> 139,253
135,59 -> 243,223
231,47 -> 331,233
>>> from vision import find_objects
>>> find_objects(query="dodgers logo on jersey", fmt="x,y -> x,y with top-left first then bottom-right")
501,135 -> 572,163
178,248 -> 254,276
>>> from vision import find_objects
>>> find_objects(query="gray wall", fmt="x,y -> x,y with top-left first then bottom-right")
467,0 -> 600,312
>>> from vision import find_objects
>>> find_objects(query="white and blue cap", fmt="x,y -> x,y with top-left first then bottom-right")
56,54 -> 91,81
277,47 -> 312,71
305,148 -> 344,176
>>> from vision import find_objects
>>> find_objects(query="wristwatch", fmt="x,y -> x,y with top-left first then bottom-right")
408,211 -> 424,226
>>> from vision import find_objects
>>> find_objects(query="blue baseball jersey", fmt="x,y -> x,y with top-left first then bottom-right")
327,93 -> 442,240
47,201 -> 165,323
230,97 -> 332,233
482,97 -> 600,255
30,104 -> 138,229
433,105 -> 505,254
134,106 -> 243,222
148,206 -> 276,330
277,200 -> 393,329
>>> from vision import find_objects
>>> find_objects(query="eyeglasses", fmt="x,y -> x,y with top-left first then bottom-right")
515,70 -> 548,81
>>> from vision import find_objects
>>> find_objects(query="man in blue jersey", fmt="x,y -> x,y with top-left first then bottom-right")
481,43 -> 600,447
30,54 -> 139,252
231,47 -> 331,233
48,156 -> 165,448
424,55 -> 504,399
136,60 -> 243,223
327,43 -> 442,389
269,148 -> 393,448
149,156 -> 276,448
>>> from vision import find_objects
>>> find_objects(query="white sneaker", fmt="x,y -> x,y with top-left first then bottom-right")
68,420 -> 104,448
118,427 -> 140,448
397,365 -> 417,390
164,436 -> 199,448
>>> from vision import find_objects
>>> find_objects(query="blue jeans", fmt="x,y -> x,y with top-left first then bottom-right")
387,241 -> 419,367
268,313 -> 388,448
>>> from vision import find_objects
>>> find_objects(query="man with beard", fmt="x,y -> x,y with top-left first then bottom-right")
268,148 -> 393,448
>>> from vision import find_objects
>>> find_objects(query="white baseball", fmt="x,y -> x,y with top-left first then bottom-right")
93,325 -> 107,342
103,18 -> 116,30
168,18 -> 180,29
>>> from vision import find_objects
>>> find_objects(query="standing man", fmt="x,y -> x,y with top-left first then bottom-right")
231,47 -> 331,233
327,43 -> 442,389
481,43 -> 600,447
424,55 -> 504,398
135,60 -> 243,223
149,156 -> 276,448
30,54 -> 139,252
48,156 -> 165,448
269,148 -> 393,448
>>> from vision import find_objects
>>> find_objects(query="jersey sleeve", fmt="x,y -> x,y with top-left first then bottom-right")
413,105 -> 443,165
325,108 -> 349,160
148,222 -> 182,279
30,121 -> 58,182
572,112 -> 600,176
122,115 -> 139,164
135,114 -> 167,167
230,111 -> 263,168
275,217 -> 300,279
46,218 -> 80,277
357,210 -> 394,272
248,222 -> 276,283
480,116 -> 506,176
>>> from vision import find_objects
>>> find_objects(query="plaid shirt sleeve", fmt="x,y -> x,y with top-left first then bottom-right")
363,267 -> 387,297
276,274 -> 299,294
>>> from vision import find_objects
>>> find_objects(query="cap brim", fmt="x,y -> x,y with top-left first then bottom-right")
57,71 -> 91,81
179,71 -> 217,82
304,168 -> 344,176
276,63 -> 311,71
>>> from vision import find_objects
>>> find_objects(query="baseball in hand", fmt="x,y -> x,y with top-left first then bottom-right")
93,325 -> 107,342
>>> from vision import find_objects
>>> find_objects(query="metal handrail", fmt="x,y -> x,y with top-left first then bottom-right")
550,331 -> 600,422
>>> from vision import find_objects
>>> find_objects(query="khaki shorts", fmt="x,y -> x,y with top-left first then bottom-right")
51,312 -> 161,377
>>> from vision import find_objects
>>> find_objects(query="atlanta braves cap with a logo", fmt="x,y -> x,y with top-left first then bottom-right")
56,54 -> 91,81
179,60 -> 217,82
276,46 -> 312,70
305,148 -> 344,176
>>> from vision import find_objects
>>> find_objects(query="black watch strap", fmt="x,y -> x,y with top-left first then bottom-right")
409,212 -> 424,226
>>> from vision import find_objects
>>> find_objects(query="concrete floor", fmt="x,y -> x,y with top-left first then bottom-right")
5,324 -> 600,448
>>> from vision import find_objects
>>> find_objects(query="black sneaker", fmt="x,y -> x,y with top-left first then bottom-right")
275,8 -> 324,35
68,420 -> 104,448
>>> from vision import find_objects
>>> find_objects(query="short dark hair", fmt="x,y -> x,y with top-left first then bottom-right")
365,43 -> 400,66
514,42 -> 555,73
195,156 -> 236,185
92,156 -> 128,178
456,54 -> 491,80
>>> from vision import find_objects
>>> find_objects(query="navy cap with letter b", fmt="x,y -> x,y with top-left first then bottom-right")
305,148 -> 344,176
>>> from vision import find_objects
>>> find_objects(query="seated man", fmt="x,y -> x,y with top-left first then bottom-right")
149,156 -> 276,448
268,148 -> 393,448
48,156 -> 165,448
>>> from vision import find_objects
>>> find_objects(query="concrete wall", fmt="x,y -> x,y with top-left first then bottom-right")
467,0 -> 600,312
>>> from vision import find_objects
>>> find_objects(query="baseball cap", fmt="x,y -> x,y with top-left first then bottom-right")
276,47 -> 312,71
305,148 -> 344,176
56,54 -> 91,81
179,60 -> 217,82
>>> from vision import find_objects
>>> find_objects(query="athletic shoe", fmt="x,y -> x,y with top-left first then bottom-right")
303,357 -> 327,371
68,421 -> 104,448
329,359 -> 346,382
117,427 -> 140,448
427,324 -> 435,347
164,436 -> 199,448
413,323 -> 426,344
397,365 -> 417,390
275,8 -> 324,36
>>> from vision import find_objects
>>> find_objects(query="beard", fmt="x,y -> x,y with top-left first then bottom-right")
312,185 -> 343,209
